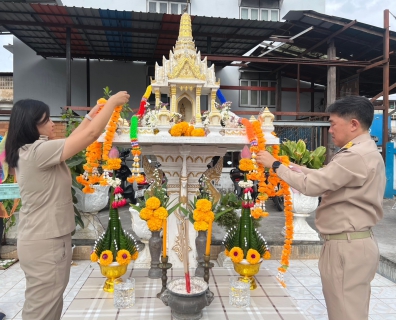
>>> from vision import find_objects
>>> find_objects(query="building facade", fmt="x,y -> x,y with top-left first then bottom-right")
7,0 -> 325,118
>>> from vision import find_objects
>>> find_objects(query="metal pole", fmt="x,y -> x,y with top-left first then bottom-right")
311,80 -> 315,112
66,27 -> 71,107
207,36 -> 211,67
296,64 -> 300,119
86,58 -> 90,108
382,9 -> 390,161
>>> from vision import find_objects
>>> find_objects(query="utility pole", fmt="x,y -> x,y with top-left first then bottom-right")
382,9 -> 390,161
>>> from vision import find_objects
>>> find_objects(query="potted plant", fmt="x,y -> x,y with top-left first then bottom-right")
279,140 -> 326,241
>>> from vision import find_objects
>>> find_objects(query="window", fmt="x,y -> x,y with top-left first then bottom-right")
260,81 -> 276,107
261,9 -> 279,21
240,80 -> 276,108
148,1 -> 168,13
148,1 -> 189,14
240,7 -> 259,20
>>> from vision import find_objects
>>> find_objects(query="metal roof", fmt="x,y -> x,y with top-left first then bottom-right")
0,2 -> 284,64
245,10 -> 396,97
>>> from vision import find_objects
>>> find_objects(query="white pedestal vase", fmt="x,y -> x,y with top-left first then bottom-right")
130,207 -> 152,268
71,185 -> 110,240
282,190 -> 320,241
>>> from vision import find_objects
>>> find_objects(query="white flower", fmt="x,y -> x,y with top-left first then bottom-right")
238,180 -> 253,188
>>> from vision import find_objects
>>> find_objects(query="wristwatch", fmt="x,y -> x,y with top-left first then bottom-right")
272,161 -> 282,173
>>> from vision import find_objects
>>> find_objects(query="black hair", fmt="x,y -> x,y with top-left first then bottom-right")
326,95 -> 374,130
5,99 -> 50,168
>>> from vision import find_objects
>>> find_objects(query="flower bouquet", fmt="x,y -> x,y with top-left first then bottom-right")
130,169 -> 180,278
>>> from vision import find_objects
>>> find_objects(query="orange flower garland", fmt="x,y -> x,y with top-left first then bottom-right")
241,118 -> 294,287
77,97 -> 124,193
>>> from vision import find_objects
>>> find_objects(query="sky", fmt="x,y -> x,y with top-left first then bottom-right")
0,0 -> 395,75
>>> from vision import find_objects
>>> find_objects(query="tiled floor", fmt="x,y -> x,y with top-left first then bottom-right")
0,259 -> 395,319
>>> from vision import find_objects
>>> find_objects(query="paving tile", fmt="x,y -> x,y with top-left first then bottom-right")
370,299 -> 396,314
293,299 -> 328,316
286,286 -> 315,300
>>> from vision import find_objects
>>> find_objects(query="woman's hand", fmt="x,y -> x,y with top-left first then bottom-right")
107,91 -> 130,107
256,151 -> 277,168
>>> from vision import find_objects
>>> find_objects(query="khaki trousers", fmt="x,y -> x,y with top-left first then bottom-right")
318,236 -> 379,320
18,234 -> 72,320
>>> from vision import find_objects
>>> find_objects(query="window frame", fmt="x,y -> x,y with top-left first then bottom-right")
240,79 -> 276,108
148,1 -> 189,14
260,8 -> 280,21
240,7 -> 259,20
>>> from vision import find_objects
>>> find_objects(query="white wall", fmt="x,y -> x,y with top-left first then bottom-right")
13,38 -> 146,116
191,0 -> 240,18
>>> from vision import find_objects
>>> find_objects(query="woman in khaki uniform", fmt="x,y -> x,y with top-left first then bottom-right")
257,95 -> 386,320
5,91 -> 129,320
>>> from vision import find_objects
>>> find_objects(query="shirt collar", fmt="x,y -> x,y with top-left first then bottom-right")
350,132 -> 371,145
39,135 -> 49,141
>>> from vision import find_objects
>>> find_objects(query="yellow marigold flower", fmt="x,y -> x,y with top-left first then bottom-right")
131,251 -> 139,260
194,221 -> 209,231
139,208 -> 154,221
191,128 -> 205,137
146,197 -> 161,210
202,211 -> 215,223
147,217 -> 163,231
239,158 -> 255,172
116,250 -> 131,266
263,251 -> 271,260
90,252 -> 99,262
170,125 -> 183,136
154,207 -> 168,219
193,209 -> 205,222
224,249 -> 229,257
229,247 -> 244,264
97,98 -> 107,105
195,199 -> 212,212
99,250 -> 113,266
246,249 -> 261,264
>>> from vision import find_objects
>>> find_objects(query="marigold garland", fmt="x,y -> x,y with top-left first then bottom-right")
240,118 -> 294,287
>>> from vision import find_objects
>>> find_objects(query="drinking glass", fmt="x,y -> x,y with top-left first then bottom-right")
114,278 -> 135,308
229,277 -> 250,308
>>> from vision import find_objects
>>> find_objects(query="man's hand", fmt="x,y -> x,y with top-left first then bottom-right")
256,151 -> 277,168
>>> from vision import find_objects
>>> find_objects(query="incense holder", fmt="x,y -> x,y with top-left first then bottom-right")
159,277 -> 214,320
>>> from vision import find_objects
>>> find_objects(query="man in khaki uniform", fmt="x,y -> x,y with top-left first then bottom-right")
257,95 -> 385,320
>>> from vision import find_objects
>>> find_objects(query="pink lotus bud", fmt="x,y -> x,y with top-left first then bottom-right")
108,146 -> 119,159
112,202 -> 118,209
241,145 -> 251,159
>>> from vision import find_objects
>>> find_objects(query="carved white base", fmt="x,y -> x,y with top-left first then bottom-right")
156,125 -> 171,137
207,125 -> 222,137
72,212 -> 104,240
133,240 -> 152,268
217,252 -> 233,269
130,207 -> 152,241
72,185 -> 110,213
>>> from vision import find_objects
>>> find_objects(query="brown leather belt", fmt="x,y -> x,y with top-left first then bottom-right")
321,230 -> 372,241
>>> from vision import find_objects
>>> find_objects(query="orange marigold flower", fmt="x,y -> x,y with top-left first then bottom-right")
146,197 -> 161,210
263,251 -> 271,260
229,247 -> 244,264
195,199 -> 212,212
191,128 -> 205,137
194,221 -> 209,231
239,158 -> 255,172
90,252 -> 99,262
154,207 -> 168,219
202,211 -> 215,223
116,250 -> 131,266
99,250 -> 113,266
139,208 -> 154,221
246,249 -> 261,264
147,217 -> 163,231
224,249 -> 229,257
193,209 -> 205,222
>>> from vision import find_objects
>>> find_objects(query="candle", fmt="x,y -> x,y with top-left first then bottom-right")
205,220 -> 212,256
162,218 -> 167,258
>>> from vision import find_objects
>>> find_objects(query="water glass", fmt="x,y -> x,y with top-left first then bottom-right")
229,277 -> 250,308
114,278 -> 135,308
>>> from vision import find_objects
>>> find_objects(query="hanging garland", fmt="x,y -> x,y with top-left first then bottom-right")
239,117 -> 294,287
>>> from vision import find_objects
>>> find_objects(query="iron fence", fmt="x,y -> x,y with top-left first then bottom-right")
275,125 -> 324,150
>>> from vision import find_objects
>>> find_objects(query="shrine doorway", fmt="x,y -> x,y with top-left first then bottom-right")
177,96 -> 193,122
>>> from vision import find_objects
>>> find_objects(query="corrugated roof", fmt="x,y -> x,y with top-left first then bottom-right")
0,2 -> 284,63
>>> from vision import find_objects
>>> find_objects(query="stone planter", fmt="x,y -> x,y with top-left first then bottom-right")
160,277 -> 214,320
72,185 -> 110,213
130,207 -> 151,268
282,190 -> 320,241
148,231 -> 162,279
195,230 -> 207,277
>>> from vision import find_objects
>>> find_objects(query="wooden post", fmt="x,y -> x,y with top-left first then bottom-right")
276,71 -> 282,120
326,40 -> 337,161
310,80 -> 315,112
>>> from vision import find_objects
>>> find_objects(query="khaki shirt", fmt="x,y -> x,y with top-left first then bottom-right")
16,135 -> 75,240
277,133 -> 385,234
